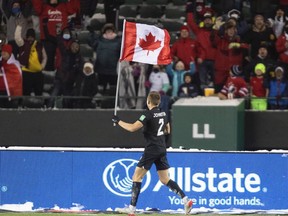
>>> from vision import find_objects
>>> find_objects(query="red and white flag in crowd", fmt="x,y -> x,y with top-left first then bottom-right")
120,20 -> 172,65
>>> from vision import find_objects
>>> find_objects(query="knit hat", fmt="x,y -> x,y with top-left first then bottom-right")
26,28 -> 36,38
83,62 -> 94,76
255,63 -> 266,74
275,66 -> 284,73
230,65 -> 242,76
203,11 -> 213,19
102,23 -> 116,34
228,9 -> 241,20
180,25 -> 189,32
1,44 -> 12,55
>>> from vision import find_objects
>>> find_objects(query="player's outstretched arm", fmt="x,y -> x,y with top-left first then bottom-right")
112,115 -> 143,132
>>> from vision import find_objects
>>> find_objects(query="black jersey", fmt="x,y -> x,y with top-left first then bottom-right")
138,107 -> 168,154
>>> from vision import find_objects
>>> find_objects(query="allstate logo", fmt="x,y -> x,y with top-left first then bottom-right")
103,158 -> 151,197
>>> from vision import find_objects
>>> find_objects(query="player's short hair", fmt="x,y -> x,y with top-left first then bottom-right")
148,91 -> 161,106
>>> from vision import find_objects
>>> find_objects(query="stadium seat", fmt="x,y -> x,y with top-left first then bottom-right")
119,5 -> 138,19
89,18 -> 105,32
159,19 -> 184,32
135,18 -> 159,26
165,6 -> 186,20
139,5 -> 163,19
80,44 -> 95,62
77,31 -> 90,44
145,0 -> 168,5
171,0 -> 186,6
124,0 -> 144,5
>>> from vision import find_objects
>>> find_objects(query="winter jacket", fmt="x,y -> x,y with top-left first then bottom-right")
15,25 -> 47,72
187,12 -> 216,61
276,34 -> 288,64
212,31 -> 249,85
2,0 -> 33,41
170,36 -> 199,70
89,32 -> 121,75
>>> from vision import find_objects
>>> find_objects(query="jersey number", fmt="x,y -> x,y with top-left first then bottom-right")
157,118 -> 165,136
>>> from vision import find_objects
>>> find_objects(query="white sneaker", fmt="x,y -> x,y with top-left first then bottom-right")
115,205 -> 136,215
184,199 -> 193,215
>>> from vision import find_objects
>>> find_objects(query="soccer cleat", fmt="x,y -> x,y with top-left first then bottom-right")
184,199 -> 193,215
115,205 -> 136,216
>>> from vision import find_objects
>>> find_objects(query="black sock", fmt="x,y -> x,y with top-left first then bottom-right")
166,179 -> 185,198
130,182 -> 142,207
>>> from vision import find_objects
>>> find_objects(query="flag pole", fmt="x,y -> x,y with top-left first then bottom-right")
113,20 -> 126,125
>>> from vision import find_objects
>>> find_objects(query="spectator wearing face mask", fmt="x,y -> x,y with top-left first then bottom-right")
2,0 -> 33,57
15,25 -> 47,97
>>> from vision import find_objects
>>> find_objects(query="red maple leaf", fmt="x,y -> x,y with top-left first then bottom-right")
138,32 -> 161,56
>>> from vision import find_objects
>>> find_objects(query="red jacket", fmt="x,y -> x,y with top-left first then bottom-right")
212,32 -> 249,85
221,76 -> 248,98
276,34 -> 288,63
32,0 -> 80,40
170,37 -> 199,70
187,12 -> 216,61
1,55 -> 22,97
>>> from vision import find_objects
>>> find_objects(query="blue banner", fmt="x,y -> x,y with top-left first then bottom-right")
0,150 -> 287,211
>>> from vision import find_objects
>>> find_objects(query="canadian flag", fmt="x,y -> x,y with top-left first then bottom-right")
120,20 -> 172,65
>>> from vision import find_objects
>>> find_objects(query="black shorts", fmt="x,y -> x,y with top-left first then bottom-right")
137,152 -> 170,171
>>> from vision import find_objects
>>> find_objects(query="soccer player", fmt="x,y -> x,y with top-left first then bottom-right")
112,91 -> 193,215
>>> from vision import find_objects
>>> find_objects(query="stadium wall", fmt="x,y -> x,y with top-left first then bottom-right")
0,109 -> 287,150
0,148 -> 287,212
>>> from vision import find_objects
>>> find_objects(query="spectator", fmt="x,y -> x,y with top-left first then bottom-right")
244,44 -> 276,82
48,38 -> 83,108
15,26 -> 47,97
104,0 -> 124,29
0,32 -> 8,51
32,0 -> 80,71
73,61 -> 98,109
80,0 -> 98,28
0,44 -> 22,107
218,65 -> 248,100
276,22 -> 288,66
250,63 -> 268,110
211,19 -> 249,92
243,13 -> 277,61
88,23 -> 121,94
279,0 -> 288,15
211,0 -> 244,17
268,6 -> 287,38
166,60 -> 196,97
146,65 -> 170,114
186,8 -> 216,92
219,9 -> 249,38
178,73 -> 199,98
249,0 -> 273,19
266,66 -> 288,109
170,25 -> 199,71
2,0 -> 33,57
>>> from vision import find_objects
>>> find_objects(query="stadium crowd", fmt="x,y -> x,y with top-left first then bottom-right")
0,0 -> 288,110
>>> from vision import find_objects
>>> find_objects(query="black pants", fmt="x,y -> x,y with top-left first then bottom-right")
22,71 -> 44,96
42,40 -> 56,71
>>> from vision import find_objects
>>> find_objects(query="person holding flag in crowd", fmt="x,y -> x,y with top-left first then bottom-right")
112,20 -> 193,216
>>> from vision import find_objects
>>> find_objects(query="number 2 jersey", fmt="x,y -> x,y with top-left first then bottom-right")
138,107 -> 168,155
